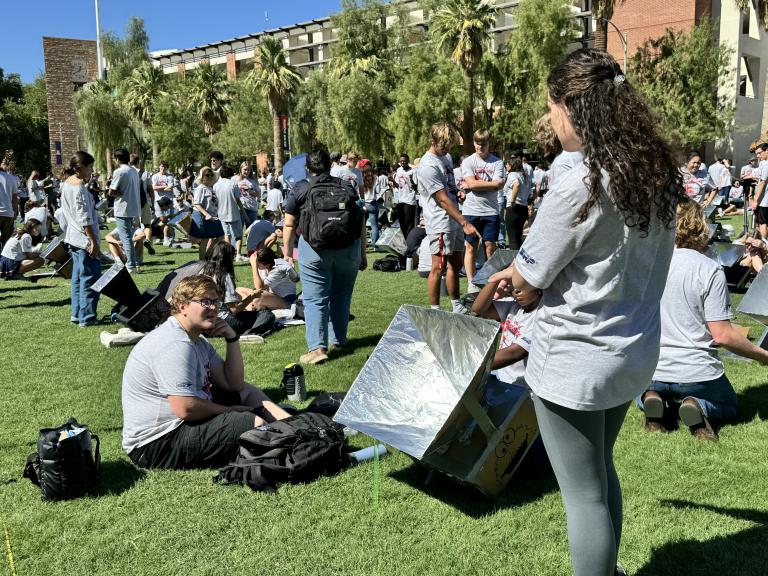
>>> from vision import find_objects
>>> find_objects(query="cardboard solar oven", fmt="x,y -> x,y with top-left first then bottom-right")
472,249 -> 517,287
91,263 -> 170,332
737,269 -> 768,350
375,227 -> 406,256
29,236 -> 73,280
334,305 -> 539,498
169,210 -> 191,238
706,243 -> 746,268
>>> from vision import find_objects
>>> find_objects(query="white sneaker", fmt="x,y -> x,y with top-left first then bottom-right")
467,282 -> 480,294
452,303 -> 469,315
235,254 -> 248,263
240,334 -> 265,344
153,239 -> 162,245
162,239 -> 172,247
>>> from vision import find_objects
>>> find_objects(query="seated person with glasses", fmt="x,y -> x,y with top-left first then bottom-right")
121,275 -> 290,469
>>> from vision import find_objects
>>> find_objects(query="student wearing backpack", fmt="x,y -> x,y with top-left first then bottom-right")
282,149 -> 367,365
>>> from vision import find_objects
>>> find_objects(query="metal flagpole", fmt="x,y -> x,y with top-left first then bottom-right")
95,0 -> 104,80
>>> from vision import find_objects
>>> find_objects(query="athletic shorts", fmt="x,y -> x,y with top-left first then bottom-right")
463,214 -> 500,245
757,206 -> 768,225
429,229 -> 464,256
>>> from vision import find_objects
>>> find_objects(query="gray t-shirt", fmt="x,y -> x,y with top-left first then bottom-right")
653,248 -> 732,383
549,150 -> 583,188
121,316 -> 223,453
417,151 -> 460,234
110,164 -> 141,218
259,259 -> 299,299
193,185 -> 218,217
232,176 -> 260,211
214,177 -> 241,222
0,171 -> 18,218
461,153 -> 504,216
515,158 -> 675,410
759,160 -> 768,207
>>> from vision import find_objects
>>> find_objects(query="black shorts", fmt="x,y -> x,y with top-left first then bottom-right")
757,206 -> 768,225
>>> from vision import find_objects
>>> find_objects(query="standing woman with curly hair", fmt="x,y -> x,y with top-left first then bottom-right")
491,49 -> 681,576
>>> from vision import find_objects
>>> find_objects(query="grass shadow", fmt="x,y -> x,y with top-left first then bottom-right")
328,334 -> 384,359
635,500 -> 768,576
95,459 -> 146,496
2,298 -> 71,310
0,283 -> 50,292
389,450 -> 557,519
735,382 -> 768,423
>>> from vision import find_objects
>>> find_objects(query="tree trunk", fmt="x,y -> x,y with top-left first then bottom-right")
594,20 -> 609,52
105,146 -> 113,178
151,140 -> 159,171
273,112 -> 283,173
462,73 -> 475,155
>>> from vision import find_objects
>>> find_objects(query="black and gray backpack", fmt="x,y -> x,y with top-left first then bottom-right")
301,176 -> 362,250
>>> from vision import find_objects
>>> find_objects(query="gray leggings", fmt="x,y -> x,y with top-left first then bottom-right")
532,394 -> 630,576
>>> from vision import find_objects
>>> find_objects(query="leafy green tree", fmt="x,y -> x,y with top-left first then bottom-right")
327,70 -> 389,158
151,78 -> 209,170
290,69 -> 338,152
428,0 -> 498,153
73,80 -> 131,175
631,17 -> 735,148
120,62 -> 167,166
491,0 -> 576,149
388,46 -> 466,158
101,17 -> 150,84
210,80 -> 273,164
186,62 -> 231,137
0,71 -> 49,175
245,37 -> 303,172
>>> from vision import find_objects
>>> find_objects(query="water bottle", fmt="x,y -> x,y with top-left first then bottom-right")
405,257 -> 413,271
349,444 -> 387,463
282,363 -> 306,402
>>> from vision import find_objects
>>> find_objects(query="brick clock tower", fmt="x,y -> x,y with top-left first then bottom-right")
42,37 -> 98,175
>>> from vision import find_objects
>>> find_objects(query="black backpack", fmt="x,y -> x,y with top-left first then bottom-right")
373,254 -> 402,272
23,418 -> 100,501
213,413 -> 349,492
301,175 -> 362,250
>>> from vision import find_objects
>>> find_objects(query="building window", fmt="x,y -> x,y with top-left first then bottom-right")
308,47 -> 315,62
739,55 -> 759,98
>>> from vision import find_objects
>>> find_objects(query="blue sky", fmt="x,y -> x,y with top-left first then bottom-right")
2,0 -> 341,83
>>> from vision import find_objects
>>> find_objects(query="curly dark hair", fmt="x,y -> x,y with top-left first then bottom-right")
547,49 -> 681,234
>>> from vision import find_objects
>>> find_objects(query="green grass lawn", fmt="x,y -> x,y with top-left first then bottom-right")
1,224 -> 767,576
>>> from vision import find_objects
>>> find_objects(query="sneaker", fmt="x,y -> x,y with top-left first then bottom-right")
162,239 -> 172,247
235,254 -> 248,263
452,303 -> 470,315
153,239 -> 162,245
239,334 -> 265,344
642,391 -> 667,432
466,282 -> 481,294
299,349 -> 329,365
127,267 -> 140,275
143,240 -> 156,255
679,397 -> 718,440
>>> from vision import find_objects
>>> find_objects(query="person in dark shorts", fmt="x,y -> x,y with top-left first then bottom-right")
121,275 -> 290,469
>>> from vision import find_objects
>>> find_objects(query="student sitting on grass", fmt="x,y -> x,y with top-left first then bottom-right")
738,233 -> 768,274
0,218 -> 44,279
251,247 -> 299,309
472,277 -> 541,384
637,197 -> 768,440
105,226 -> 145,270
121,275 -> 291,470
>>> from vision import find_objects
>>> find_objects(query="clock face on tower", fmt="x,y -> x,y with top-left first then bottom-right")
71,58 -> 88,83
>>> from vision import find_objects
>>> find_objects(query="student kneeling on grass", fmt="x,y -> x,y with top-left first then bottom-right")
0,218 -> 44,278
637,197 -> 768,441
252,247 -> 299,309
121,275 -> 291,470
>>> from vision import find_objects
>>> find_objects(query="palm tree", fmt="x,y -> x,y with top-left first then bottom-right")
121,62 -> 167,165
430,0 -> 498,153
73,80 -> 130,175
186,62 -> 231,137
593,1 -> 626,52
245,37 -> 303,172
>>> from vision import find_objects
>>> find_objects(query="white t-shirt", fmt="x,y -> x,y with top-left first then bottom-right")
418,236 -> 432,273
232,176 -> 260,211
1,233 -> 34,261
492,298 -> 538,385
214,177 -> 240,222
60,181 -> 99,250
417,151 -> 460,235
653,248 -> 732,383
25,206 -> 48,237
193,185 -> 218,217
504,172 -> 532,207
109,164 -> 141,218
515,156 -> 675,410
682,167 -> 715,203
461,153 -> 504,217
0,171 -> 19,218
152,172 -> 175,206
265,188 -> 283,212
259,259 -> 299,299
548,151 -> 583,188
121,316 -> 223,453
740,163 -> 760,181
53,207 -> 68,235
395,166 -> 416,205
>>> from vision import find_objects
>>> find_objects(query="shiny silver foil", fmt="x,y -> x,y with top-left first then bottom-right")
375,227 -> 407,256
472,249 -> 517,286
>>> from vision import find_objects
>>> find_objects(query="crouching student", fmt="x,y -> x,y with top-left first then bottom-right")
105,226 -> 145,270
637,197 -> 768,440
121,275 -> 291,469
249,247 -> 299,310
0,219 -> 44,278
472,278 -> 541,383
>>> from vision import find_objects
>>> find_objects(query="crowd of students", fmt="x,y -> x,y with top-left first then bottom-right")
4,47 -> 768,576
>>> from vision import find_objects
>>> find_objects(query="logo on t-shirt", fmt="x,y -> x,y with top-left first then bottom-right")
519,247 -> 536,265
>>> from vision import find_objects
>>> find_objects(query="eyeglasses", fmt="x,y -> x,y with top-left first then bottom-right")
190,298 -> 221,309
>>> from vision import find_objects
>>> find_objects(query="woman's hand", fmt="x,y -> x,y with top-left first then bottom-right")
359,253 -> 368,271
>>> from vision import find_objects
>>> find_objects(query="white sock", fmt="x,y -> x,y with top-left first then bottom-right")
430,304 -> 440,310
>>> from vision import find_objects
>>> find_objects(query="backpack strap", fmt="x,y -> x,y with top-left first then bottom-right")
23,453 -> 40,486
